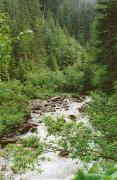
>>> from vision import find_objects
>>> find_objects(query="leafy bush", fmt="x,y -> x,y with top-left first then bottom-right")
43,116 -> 96,161
43,116 -> 66,135
0,14 -> 12,81
43,16 -> 83,70
0,80 -> 28,136
25,69 -> 65,91
63,66 -> 85,93
86,91 -> 117,161
22,136 -> 44,154
73,164 -> 117,180
6,136 -> 44,173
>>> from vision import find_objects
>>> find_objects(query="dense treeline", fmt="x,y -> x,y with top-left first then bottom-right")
0,0 -> 92,92
0,0 -> 117,175
41,0 -> 97,43
91,0 -> 117,92
0,0 -> 93,137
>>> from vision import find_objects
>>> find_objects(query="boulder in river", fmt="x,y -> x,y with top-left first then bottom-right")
0,137 -> 19,147
48,96 -> 62,102
63,99 -> 69,106
78,104 -> 87,112
69,115 -> 77,121
58,150 -> 69,157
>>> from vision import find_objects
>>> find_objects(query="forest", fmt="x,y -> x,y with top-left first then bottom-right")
0,0 -> 117,179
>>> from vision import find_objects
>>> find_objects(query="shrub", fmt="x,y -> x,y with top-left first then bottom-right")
6,136 -> 44,173
86,92 -> 117,161
0,80 -> 28,136
43,116 -> 96,161
73,164 -> 117,180
64,66 -> 85,93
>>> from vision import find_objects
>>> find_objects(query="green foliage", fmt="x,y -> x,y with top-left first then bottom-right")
25,69 -> 66,93
42,0 -> 96,43
0,175 -> 4,180
43,116 -> 95,161
0,80 -> 28,136
57,122 -> 94,161
91,64 -> 107,89
22,136 -> 44,154
0,13 -> 12,80
10,29 -> 35,80
86,92 -> 117,161
73,164 -> 117,180
63,66 -> 85,93
0,1 -> 116,176
43,14 -> 84,70
6,136 -> 44,173
91,0 -> 117,92
43,116 -> 66,135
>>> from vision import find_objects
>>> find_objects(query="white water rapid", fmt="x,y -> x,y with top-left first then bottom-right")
1,96 -> 95,180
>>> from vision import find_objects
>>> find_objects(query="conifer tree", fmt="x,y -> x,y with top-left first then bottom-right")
0,14 -> 11,80
92,0 -> 117,92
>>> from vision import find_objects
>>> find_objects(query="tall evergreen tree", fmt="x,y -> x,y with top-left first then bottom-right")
91,0 -> 117,92
0,14 -> 11,80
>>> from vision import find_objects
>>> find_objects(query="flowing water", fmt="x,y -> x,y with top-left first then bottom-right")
0,96 -> 95,180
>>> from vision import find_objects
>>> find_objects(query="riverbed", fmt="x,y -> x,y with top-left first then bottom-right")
0,96 -> 95,180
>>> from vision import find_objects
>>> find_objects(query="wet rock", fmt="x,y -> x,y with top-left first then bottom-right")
45,107 -> 56,113
71,95 -> 86,103
39,120 -> 42,123
56,107 -> 60,110
80,95 -> 86,100
48,96 -> 62,102
64,108 -> 69,111
44,103 -> 50,107
79,104 -> 87,112
69,115 -> 77,121
30,127 -> 37,133
1,164 -> 6,171
0,121 -> 39,146
58,150 -> 69,157
64,105 -> 69,108
51,103 -> 56,107
19,123 -> 33,134
33,105 -> 42,110
63,99 -> 69,106
40,112 -> 43,116
64,105 -> 69,110
0,137 -> 19,147
32,110 -> 41,114
28,99 -> 47,112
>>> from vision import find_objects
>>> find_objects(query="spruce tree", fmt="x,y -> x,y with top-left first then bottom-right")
92,0 -> 117,92
0,14 -> 11,81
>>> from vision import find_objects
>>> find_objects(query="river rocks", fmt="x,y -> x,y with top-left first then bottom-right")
32,110 -> 41,114
45,107 -> 56,113
1,164 -> 6,171
0,96 -> 92,179
71,95 -> 86,103
58,150 -> 69,157
30,127 -> 37,133
19,123 -> 34,134
0,137 -> 19,147
48,96 -> 62,102
69,115 -> 77,121
0,122 -> 38,146
51,104 -> 56,107
79,104 -> 87,112
63,99 -> 69,106
28,100 -> 44,112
